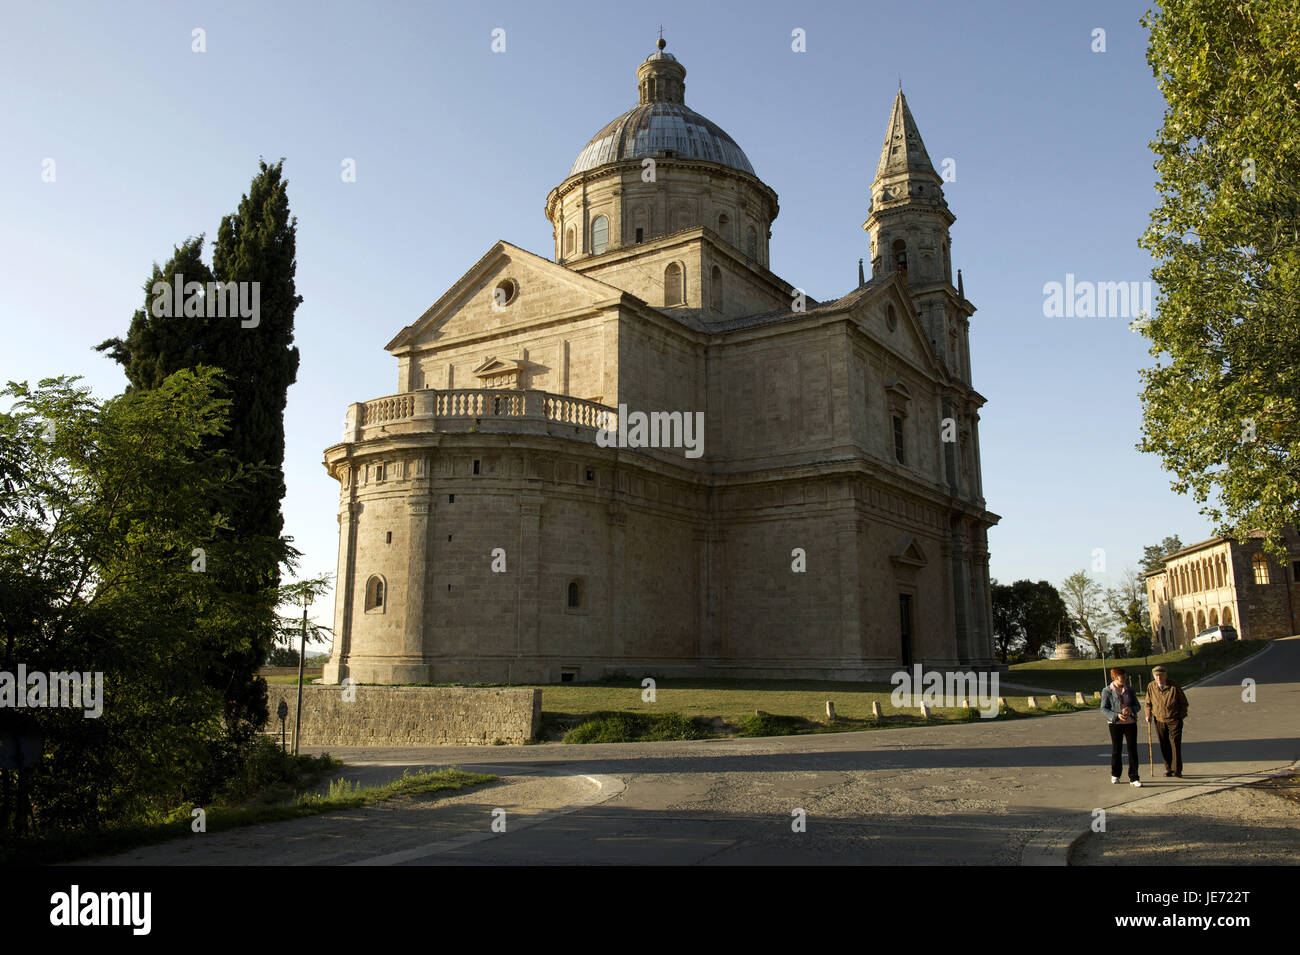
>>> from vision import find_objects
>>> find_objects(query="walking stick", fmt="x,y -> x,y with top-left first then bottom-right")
1147,717 -> 1154,775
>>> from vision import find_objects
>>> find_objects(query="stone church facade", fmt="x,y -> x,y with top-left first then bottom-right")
321,43 -> 1000,685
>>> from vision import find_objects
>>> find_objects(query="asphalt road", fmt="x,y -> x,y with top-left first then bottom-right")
85,637 -> 1299,866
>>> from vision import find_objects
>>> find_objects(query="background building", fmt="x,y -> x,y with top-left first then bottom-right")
322,42 -> 999,684
1145,530 -> 1300,649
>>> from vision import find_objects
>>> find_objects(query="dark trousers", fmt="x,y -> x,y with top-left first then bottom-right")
1109,721 -> 1139,779
1154,718 -> 1183,773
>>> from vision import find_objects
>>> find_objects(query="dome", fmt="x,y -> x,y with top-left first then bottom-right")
568,45 -> 757,178
569,102 -> 756,177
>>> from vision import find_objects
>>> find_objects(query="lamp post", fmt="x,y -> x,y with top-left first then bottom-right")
294,591 -> 307,755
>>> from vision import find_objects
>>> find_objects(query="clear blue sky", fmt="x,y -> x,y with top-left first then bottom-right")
1,0 -> 1212,644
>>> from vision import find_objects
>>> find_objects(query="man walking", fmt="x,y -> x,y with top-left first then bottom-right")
1100,667 -> 1143,786
1146,664 -> 1189,777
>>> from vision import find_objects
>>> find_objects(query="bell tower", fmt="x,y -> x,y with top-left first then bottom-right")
864,90 -> 972,386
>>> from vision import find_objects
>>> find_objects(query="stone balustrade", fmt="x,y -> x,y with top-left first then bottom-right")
341,388 -> 616,444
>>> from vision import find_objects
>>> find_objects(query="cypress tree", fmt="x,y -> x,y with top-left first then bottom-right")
96,159 -> 301,745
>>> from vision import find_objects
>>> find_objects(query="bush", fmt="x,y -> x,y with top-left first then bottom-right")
562,711 -> 710,743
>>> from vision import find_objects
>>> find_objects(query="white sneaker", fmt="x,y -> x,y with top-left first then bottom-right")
1131,780 -> 1142,787
1111,776 -> 1119,784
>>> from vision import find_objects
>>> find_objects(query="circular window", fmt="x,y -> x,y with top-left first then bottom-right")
494,278 -> 518,307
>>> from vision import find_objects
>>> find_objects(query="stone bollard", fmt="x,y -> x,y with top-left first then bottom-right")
871,700 -> 882,719
1093,691 -> 1101,700
1027,696 -> 1038,709
826,701 -> 836,721
919,702 -> 930,720
961,697 -> 970,709
997,697 -> 1007,708
1050,695 -> 1059,703
1076,692 -> 1086,704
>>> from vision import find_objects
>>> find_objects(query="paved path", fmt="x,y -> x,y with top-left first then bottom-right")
86,638 -> 1300,865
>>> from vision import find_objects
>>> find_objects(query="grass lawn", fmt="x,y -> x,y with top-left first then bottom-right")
526,677 -> 1087,741
1009,639 -> 1266,696
11,766 -> 495,865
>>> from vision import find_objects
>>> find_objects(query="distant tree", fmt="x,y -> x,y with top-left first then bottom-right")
1017,580 -> 1075,658
1141,535 -> 1184,573
1137,1 -> 1300,556
264,646 -> 301,667
1108,567 -> 1153,657
991,580 -> 1024,663
1060,571 -> 1114,658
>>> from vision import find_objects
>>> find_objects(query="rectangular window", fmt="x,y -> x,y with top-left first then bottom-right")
635,227 -> 644,243
892,415 -> 905,464
1292,560 -> 1300,582
1253,556 -> 1270,585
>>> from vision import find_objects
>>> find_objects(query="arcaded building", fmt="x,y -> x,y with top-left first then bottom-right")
1144,530 -> 1300,650
321,42 -> 999,685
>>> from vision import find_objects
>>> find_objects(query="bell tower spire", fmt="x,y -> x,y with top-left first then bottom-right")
864,89 -> 954,284
864,90 -> 972,387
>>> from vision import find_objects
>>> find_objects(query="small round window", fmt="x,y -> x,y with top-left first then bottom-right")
494,278 -> 518,307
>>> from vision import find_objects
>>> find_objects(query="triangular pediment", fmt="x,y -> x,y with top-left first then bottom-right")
890,535 -> 928,567
471,357 -> 526,376
385,241 -> 629,355
845,276 -> 945,378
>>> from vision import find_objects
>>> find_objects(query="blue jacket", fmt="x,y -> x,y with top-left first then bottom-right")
1100,683 -> 1141,723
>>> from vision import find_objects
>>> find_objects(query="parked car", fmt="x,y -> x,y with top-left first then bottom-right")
1192,625 -> 1238,645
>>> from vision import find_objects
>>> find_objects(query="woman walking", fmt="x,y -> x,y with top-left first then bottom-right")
1100,667 -> 1143,786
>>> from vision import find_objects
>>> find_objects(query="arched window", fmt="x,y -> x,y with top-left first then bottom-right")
710,265 -> 723,310
591,215 -> 609,254
664,262 -> 683,306
893,239 -> 908,271
1252,553 -> 1270,584
633,206 -> 648,244
567,578 -> 583,609
364,575 -> 386,613
717,213 -> 730,242
746,226 -> 757,260
564,227 -> 575,256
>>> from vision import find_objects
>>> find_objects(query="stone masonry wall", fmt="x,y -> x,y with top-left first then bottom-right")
266,685 -> 541,746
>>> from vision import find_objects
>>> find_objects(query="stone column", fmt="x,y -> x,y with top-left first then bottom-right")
693,525 -> 716,662
517,491 -> 544,665
403,498 -> 431,661
948,519 -> 971,665
325,494 -> 359,684
607,504 -> 627,658
836,515 -> 865,665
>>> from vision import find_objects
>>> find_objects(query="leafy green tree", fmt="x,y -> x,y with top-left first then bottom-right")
96,159 -> 302,744
1107,568 -> 1153,657
1141,535 -> 1184,573
0,370 -> 288,837
1137,1 -> 1300,555
1060,571 -> 1113,658
991,580 -> 1023,663
1019,580 -> 1076,658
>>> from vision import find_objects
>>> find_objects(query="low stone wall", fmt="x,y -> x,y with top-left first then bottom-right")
265,685 -> 541,746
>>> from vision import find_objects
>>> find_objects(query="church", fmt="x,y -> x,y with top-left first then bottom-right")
321,41 -> 1000,685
